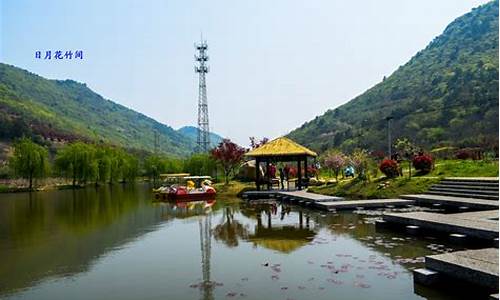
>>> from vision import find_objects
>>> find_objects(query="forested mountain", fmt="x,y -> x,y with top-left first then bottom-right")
288,1 -> 499,153
0,63 -> 195,156
177,126 -> 224,148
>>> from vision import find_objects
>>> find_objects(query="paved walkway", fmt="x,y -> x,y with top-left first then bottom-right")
383,210 -> 499,240
425,248 -> 499,290
401,194 -> 498,210
314,198 -> 414,211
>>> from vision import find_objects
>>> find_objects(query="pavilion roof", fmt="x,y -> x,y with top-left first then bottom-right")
245,137 -> 317,158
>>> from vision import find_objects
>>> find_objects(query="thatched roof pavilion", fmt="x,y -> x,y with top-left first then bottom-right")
245,137 -> 317,190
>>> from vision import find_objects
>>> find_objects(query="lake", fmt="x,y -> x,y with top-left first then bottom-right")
0,184 -> 477,300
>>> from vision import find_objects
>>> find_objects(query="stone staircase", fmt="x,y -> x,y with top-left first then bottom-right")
427,178 -> 499,200
401,178 -> 499,209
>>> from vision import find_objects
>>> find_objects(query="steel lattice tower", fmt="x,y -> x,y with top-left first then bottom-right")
195,39 -> 210,152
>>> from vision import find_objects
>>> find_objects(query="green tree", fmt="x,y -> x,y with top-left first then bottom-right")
121,153 -> 139,183
9,137 -> 49,190
184,153 -> 217,177
55,142 -> 96,187
95,147 -> 111,184
144,155 -> 167,187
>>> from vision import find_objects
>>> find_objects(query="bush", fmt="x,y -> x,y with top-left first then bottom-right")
379,159 -> 399,178
413,154 -> 433,174
455,148 -> 482,160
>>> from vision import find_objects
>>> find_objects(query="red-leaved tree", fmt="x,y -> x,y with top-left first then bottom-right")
211,139 -> 246,184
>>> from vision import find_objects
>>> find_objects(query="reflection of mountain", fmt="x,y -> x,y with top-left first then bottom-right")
0,185 -> 165,297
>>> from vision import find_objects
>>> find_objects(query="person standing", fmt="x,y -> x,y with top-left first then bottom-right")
279,168 -> 285,190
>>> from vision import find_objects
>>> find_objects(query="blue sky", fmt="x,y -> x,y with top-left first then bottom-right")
0,0 -> 489,145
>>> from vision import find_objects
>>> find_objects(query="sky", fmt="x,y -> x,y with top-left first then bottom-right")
0,0 -> 490,146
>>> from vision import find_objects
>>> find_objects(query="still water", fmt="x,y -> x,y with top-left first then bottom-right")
0,184 -> 474,300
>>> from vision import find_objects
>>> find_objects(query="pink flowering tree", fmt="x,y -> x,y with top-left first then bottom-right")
211,139 -> 246,184
323,151 -> 347,181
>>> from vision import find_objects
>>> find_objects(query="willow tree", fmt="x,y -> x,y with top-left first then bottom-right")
9,138 -> 49,190
55,142 -> 97,187
144,155 -> 167,187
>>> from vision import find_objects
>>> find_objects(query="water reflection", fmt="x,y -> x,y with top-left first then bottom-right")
0,185 -> 161,296
0,186 -> 476,300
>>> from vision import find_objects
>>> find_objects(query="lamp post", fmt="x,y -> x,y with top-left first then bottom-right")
386,116 -> 394,158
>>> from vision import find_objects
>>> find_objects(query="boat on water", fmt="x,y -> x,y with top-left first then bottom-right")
153,175 -> 216,201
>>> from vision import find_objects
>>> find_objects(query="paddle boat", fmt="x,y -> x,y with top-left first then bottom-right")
153,175 -> 216,201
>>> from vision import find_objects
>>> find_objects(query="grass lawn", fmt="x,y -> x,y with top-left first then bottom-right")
309,177 -> 440,200
431,159 -> 499,177
214,181 -> 255,201
309,159 -> 498,199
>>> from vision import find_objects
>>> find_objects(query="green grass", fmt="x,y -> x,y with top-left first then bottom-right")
214,181 -> 255,202
431,159 -> 499,177
309,159 -> 498,199
309,177 -> 440,200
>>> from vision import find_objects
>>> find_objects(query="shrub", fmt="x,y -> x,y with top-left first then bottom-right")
379,159 -> 399,178
455,147 -> 482,160
307,165 -> 318,177
413,154 -> 433,174
455,149 -> 472,160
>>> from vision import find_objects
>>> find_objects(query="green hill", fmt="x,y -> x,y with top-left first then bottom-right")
288,1 -> 499,153
0,63 -> 195,156
177,126 -> 224,148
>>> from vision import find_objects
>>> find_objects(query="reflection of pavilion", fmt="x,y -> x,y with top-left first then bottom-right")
247,204 -> 317,253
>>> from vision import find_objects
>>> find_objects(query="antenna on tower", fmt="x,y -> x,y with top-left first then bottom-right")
195,36 -> 211,152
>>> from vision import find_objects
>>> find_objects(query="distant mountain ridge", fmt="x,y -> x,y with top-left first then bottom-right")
177,126 -> 224,148
0,63 -> 195,156
288,1 -> 499,153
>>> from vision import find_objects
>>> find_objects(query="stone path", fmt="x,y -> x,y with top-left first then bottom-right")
383,210 -> 499,240
421,248 -> 499,290
401,194 -> 498,210
314,198 -> 414,211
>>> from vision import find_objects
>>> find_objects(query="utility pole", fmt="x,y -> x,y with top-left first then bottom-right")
195,37 -> 211,152
386,116 -> 393,158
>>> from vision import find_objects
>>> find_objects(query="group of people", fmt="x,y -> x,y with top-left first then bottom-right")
264,164 -> 291,190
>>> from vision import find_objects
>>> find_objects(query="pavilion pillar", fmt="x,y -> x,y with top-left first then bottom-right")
304,156 -> 309,181
297,158 -> 302,190
266,159 -> 271,191
256,158 -> 261,191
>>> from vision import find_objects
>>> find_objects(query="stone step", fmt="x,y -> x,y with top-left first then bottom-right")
430,187 -> 499,195
427,191 -> 499,200
439,181 -> 499,188
401,194 -> 499,210
432,184 -> 499,191
382,211 -> 499,240
424,248 -> 499,291
441,178 -> 499,185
